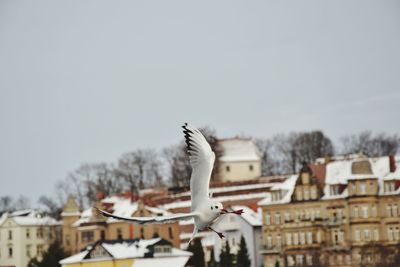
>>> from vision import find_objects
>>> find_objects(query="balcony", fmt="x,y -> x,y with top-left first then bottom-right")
260,245 -> 282,254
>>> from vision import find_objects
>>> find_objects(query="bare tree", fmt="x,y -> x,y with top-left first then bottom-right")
256,131 -> 334,175
341,131 -> 400,157
38,196 -> 62,219
0,195 -> 14,213
117,149 -> 163,192
15,195 -> 30,210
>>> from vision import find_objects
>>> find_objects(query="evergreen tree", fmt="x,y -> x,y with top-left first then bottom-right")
187,238 -> 206,267
208,249 -> 218,267
236,236 -> 251,267
219,240 -> 233,267
28,240 -> 67,267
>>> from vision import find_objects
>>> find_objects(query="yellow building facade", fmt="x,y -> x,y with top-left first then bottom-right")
259,156 -> 400,267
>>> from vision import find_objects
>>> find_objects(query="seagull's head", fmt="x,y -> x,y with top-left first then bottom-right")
210,202 -> 224,216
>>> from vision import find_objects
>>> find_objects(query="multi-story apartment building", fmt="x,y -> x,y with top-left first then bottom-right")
259,155 -> 400,267
0,210 -> 61,267
61,195 -> 181,255
218,138 -> 262,182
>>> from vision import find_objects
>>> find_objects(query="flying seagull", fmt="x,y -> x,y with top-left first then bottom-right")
96,123 -> 243,243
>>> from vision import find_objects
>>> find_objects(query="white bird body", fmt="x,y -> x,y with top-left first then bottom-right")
96,123 -> 242,243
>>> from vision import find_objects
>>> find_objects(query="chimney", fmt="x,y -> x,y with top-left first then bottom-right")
389,155 -> 396,172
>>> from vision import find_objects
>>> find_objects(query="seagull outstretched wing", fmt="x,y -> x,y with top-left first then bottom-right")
182,123 -> 215,211
96,207 -> 197,224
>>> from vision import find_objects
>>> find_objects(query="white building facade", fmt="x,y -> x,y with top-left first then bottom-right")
0,210 -> 60,267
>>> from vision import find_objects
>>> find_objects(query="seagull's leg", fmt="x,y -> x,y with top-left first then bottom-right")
188,226 -> 198,245
208,227 -> 225,239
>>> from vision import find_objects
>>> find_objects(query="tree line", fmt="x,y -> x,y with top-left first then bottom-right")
0,129 -> 398,214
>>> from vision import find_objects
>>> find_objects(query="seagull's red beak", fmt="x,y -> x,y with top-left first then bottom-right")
221,209 -> 228,214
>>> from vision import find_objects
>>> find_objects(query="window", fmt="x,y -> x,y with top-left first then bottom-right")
249,165 -> 253,171
287,256 -> 295,266
300,232 -> 305,245
37,245 -> 43,257
330,185 -> 340,195
393,204 -> 398,216
387,204 -> 392,216
26,245 -> 31,258
306,255 -> 313,266
275,212 -> 281,224
306,232 -> 313,244
140,227 -> 144,238
362,206 -> 369,218
285,212 -> 291,222
117,228 -> 123,239
364,229 -> 371,241
296,189 -> 303,201
296,255 -> 304,265
154,245 -> 171,254
286,233 -> 292,245
37,227 -> 44,238
394,227 -> 400,241
354,206 -> 359,218
8,247 -> 13,258
265,213 -> 271,225
225,165 -> 230,172
277,234 -> 282,247
26,228 -> 30,238
355,229 -> 360,241
310,187 -> 317,199
293,233 -> 299,245
388,227 -> 394,241
266,235 -> 272,248
373,229 -> 379,241
8,230 -> 12,240
304,188 -> 310,200
360,182 -> 367,194
316,231 -> 322,243
81,231 -> 94,242
101,230 -> 105,240
385,181 -> 396,192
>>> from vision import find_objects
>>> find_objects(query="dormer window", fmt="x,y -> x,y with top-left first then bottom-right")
272,191 -> 282,202
384,181 -> 396,193
330,185 -> 340,196
154,245 -> 171,254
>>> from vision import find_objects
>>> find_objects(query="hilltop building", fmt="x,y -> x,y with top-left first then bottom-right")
0,210 -> 61,267
218,138 -> 261,182
259,155 -> 400,267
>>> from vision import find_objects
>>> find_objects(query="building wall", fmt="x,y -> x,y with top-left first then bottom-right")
0,218 -> 58,267
219,160 -> 261,182
261,192 -> 400,267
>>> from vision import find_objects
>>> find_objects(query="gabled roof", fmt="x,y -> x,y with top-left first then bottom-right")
219,138 -> 260,162
0,210 -> 60,227
59,238 -> 191,265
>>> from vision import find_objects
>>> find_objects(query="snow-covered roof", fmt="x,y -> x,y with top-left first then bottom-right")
59,238 -> 191,265
219,138 -> 260,162
258,175 -> 297,206
59,251 -> 89,264
102,238 -> 160,258
1,210 -> 60,226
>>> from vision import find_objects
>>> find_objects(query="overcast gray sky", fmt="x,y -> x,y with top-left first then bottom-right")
1,0 -> 399,204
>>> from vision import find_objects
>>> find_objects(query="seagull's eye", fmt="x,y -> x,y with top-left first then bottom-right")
211,207 -> 213,210
215,206 -> 218,209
